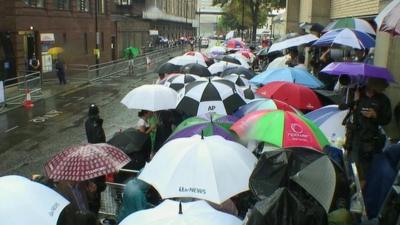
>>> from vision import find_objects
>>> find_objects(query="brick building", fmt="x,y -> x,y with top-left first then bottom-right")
0,0 -> 114,80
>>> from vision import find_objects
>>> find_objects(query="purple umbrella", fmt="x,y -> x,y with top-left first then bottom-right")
321,62 -> 395,82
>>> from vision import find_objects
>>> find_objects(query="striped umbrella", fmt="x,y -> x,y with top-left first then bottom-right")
323,18 -> 376,35
164,74 -> 203,91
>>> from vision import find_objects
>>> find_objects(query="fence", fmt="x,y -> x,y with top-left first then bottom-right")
1,71 -> 42,107
69,45 -> 185,83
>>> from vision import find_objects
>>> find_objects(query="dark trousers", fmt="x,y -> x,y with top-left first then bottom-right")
57,72 -> 67,84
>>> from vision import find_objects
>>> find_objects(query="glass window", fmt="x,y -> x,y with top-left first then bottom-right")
77,0 -> 89,12
23,0 -> 45,8
55,0 -> 70,10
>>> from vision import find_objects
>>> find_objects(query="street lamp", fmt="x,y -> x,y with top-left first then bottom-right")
95,0 -> 100,67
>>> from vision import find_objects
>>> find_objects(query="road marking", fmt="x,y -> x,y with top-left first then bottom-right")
77,97 -> 85,101
63,103 -> 72,107
5,125 -> 19,133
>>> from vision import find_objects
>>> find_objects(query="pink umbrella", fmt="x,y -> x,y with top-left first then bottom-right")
45,143 -> 130,181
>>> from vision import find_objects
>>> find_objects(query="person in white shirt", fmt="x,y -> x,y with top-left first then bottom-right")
136,110 -> 155,134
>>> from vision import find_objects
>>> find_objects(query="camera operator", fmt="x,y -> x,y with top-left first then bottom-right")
341,77 -> 392,181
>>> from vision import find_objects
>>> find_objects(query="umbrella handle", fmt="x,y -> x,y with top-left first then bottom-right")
345,88 -> 350,104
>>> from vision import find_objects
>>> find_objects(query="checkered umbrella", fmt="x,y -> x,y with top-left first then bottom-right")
45,143 -> 130,181
164,74 -> 204,91
176,78 -> 246,116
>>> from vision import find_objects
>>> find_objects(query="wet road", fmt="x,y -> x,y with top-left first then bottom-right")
0,70 -> 158,177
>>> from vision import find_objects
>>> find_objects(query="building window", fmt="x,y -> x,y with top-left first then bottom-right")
77,0 -> 89,12
84,32 -> 88,54
23,0 -> 45,8
55,0 -> 70,10
114,0 -> 131,5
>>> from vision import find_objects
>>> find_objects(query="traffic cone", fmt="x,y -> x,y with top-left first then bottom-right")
23,89 -> 34,109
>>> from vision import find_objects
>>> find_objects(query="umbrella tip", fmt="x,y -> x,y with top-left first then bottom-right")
179,201 -> 183,214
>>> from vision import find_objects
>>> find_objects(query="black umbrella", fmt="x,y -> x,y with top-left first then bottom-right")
220,55 -> 241,65
250,148 -> 338,213
180,63 -> 212,77
246,187 -> 328,225
220,67 -> 255,79
107,128 -> 151,172
156,62 -> 182,75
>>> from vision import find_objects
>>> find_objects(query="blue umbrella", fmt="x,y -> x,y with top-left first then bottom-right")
250,67 -> 324,88
312,28 -> 375,49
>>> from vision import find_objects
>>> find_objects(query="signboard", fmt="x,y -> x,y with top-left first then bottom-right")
149,30 -> 159,35
40,33 -> 55,42
0,81 -> 4,104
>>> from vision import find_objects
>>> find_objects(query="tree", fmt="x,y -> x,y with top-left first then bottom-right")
213,0 -> 286,42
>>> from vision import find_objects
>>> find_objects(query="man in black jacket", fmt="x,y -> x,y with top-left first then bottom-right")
85,104 -> 106,144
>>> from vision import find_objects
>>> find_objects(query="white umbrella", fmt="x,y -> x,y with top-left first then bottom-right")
228,54 -> 251,68
208,61 -> 241,75
208,46 -> 226,58
0,175 -> 70,225
121,84 -> 177,111
268,34 -> 319,53
164,74 -> 204,91
168,55 -> 207,67
138,135 -> 257,204
223,73 -> 250,87
266,55 -> 289,70
119,199 -> 242,225
375,0 -> 400,27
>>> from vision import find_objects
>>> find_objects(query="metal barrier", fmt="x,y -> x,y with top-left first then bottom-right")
2,71 -> 42,106
99,169 -> 140,217
68,45 -> 185,83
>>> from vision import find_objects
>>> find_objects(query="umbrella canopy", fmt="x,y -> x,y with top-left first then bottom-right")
138,135 -> 257,204
45,143 -> 130,181
375,0 -> 400,36
231,110 -> 329,151
181,63 -> 213,77
156,63 -> 182,75
167,113 -> 238,142
119,200 -> 242,225
305,105 -> 348,147
184,51 -> 210,62
164,74 -> 203,91
250,148 -> 336,213
236,50 -> 255,62
47,47 -> 64,55
208,61 -> 241,76
107,128 -> 150,154
323,18 -> 376,35
256,82 -> 322,111
176,78 -> 246,116
227,54 -> 251,68
241,86 -> 256,102
124,47 -> 140,58
226,39 -> 246,49
266,55 -> 289,70
246,187 -> 327,225
221,67 -> 255,79
223,73 -> 250,87
250,67 -> 324,89
168,55 -> 207,67
208,46 -> 226,57
312,28 -> 375,49
121,84 -> 177,111
219,55 -> 241,65
321,62 -> 395,82
234,98 -> 300,118
0,175 -> 70,225
268,34 -> 319,53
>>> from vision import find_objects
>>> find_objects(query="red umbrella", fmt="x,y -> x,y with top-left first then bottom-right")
256,81 -> 322,111
45,143 -> 130,181
226,39 -> 246,49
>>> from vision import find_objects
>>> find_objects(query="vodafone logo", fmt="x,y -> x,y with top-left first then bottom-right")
290,123 -> 304,134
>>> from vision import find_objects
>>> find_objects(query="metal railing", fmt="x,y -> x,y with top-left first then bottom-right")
2,71 -> 42,106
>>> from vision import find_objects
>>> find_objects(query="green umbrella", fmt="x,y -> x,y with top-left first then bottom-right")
231,110 -> 329,152
124,47 -> 140,59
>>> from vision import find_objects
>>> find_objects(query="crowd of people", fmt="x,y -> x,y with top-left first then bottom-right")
23,32 -> 400,225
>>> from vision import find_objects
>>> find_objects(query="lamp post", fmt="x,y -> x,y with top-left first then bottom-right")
95,0 -> 100,75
